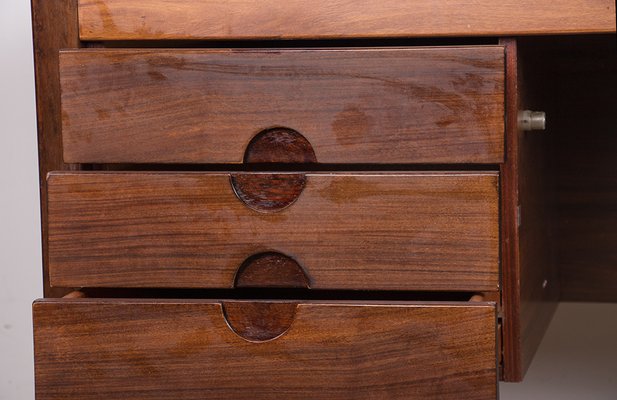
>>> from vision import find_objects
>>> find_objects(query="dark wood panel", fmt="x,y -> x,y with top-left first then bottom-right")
31,0 -> 81,298
47,172 -> 500,291
34,298 -> 497,400
244,127 -> 317,163
550,37 -> 617,302
235,252 -> 310,289
222,301 -> 298,341
499,38 -> 522,382
231,173 -> 307,213
60,47 -> 505,164
515,39 -> 559,380
500,38 -> 560,382
77,0 -> 615,40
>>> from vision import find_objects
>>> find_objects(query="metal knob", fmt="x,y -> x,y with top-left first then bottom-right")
519,110 -> 546,131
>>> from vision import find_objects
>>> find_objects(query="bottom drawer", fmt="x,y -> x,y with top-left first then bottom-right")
33,298 -> 497,400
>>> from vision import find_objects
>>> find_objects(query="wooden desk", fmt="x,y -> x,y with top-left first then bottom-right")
30,1 -> 616,398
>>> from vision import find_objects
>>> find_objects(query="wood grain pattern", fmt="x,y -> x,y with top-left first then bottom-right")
33,299 -> 497,400
515,39 -> 559,381
500,38 -> 561,381
235,252 -> 310,289
59,47 -> 505,164
47,171 -> 500,291
231,173 -> 306,212
244,128 -> 317,164
31,0 -> 81,298
77,0 -> 616,40
499,38 -> 522,381
222,301 -> 298,341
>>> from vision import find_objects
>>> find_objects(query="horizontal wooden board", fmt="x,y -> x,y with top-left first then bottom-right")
60,47 -> 505,164
77,0 -> 616,40
47,172 -> 500,290
34,298 -> 497,400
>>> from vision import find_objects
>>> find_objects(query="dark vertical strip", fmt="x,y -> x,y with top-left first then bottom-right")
31,0 -> 81,297
499,38 -> 522,382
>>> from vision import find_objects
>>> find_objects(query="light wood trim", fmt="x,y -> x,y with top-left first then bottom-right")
77,0 -> 616,40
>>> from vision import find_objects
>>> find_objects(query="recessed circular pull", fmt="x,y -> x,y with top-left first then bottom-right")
230,173 -> 306,213
222,301 -> 297,342
244,127 -> 317,163
234,252 -> 310,289
223,252 -> 307,342
231,127 -> 316,213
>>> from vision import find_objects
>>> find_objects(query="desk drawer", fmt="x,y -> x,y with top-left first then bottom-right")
33,298 -> 497,400
47,171 -> 499,291
60,47 -> 504,164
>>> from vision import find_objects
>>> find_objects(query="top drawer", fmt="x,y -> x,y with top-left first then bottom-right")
60,47 -> 504,164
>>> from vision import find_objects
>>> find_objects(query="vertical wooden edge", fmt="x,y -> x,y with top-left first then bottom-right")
499,37 -> 523,382
487,300 -> 499,397
501,36 -> 562,381
31,301 -> 39,400
515,37 -> 560,379
31,0 -> 81,298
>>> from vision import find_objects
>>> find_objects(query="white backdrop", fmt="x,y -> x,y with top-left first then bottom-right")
0,0 -> 43,399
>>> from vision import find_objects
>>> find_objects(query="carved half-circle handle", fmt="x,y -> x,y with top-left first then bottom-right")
222,301 -> 297,342
244,127 -> 317,164
231,127 -> 316,213
234,252 -> 310,289
223,252 -> 308,342
230,173 -> 306,213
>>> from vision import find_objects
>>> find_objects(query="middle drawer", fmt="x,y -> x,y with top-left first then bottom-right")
47,171 -> 499,291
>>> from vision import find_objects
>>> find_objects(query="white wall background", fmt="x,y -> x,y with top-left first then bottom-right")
0,1 -> 43,399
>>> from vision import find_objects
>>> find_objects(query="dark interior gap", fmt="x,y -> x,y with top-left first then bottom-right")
84,37 -> 499,49
78,288 -> 476,302
88,163 -> 501,172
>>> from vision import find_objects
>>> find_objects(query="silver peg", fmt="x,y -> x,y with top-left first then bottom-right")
518,110 -> 546,131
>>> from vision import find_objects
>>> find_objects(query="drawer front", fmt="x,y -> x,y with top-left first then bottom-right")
60,47 -> 505,164
47,172 -> 500,291
33,299 -> 497,400
76,0 -> 616,40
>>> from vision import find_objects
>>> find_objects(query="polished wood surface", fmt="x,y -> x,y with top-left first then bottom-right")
515,39 -> 559,380
231,173 -> 307,213
500,38 -> 561,381
77,0 -> 616,40
59,47 -> 505,164
31,0 -> 81,298
34,298 -> 497,399
501,37 -> 617,378
244,128 -> 317,164
222,301 -> 298,341
235,252 -> 310,289
499,38 -> 523,381
47,171 -> 500,291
